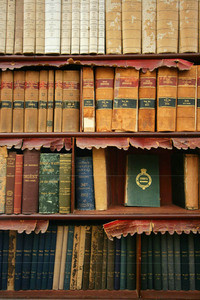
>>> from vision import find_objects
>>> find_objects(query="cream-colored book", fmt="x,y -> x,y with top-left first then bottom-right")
14,0 -> 23,54
0,0 -> 7,54
122,0 -> 142,54
106,0 -> 122,54
98,0 -> 105,54
23,0 -> 36,53
71,0 -> 80,54
61,0 -> 71,54
45,0 -> 61,54
52,225 -> 64,290
179,0 -> 198,53
58,226 -> 68,289
157,0 -> 178,53
89,0 -> 98,53
36,0 -> 45,54
77,226 -> 86,290
80,0 -> 89,54
142,0 -> 156,54
6,0 -> 16,54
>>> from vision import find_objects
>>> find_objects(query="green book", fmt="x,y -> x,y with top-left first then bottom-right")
161,234 -> 168,290
180,233 -> 189,290
120,235 -> 127,290
127,234 -> 136,290
82,225 -> 92,290
152,233 -> 162,290
107,238 -> 115,290
188,233 -> 195,290
39,153 -> 60,214
167,232 -> 174,290
124,154 -> 160,207
59,153 -> 72,214
141,234 -> 148,290
173,233 -> 181,291
147,234 -> 153,289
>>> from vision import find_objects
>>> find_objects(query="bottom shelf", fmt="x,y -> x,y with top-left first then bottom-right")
141,290 -> 200,299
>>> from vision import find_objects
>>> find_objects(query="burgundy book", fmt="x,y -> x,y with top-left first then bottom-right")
22,149 -> 40,214
5,152 -> 16,214
14,154 -> 23,214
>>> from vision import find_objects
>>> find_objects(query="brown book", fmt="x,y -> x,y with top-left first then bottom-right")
88,225 -> 98,290
177,66 -> 197,132
197,66 -> 200,131
112,68 -> 139,132
157,67 -> 178,132
95,67 -> 114,132
47,70 -> 54,132
62,70 -> 80,132
0,70 -> 13,133
22,149 -> 40,214
13,70 -> 25,133
139,70 -> 156,132
53,225 -> 64,290
24,71 -> 39,132
184,154 -> 198,209
7,230 -> 17,290
0,146 -> 8,214
70,225 -> 81,290
54,70 -> 63,132
5,152 -> 16,214
38,70 -> 48,132
14,0 -> 23,54
14,154 -> 23,214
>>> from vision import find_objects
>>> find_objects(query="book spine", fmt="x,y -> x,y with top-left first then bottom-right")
14,0 -> 23,54
98,0 -> 105,54
0,146 -> 8,214
152,232 -> 161,290
6,0 -> 15,54
14,232 -> 24,291
23,0 -> 36,54
59,153 -> 72,214
77,226 -> 86,290
112,67 -> 139,132
157,67 -> 178,132
45,0 -> 61,54
7,230 -> 17,291
71,0 -> 80,54
107,237 -> 115,290
80,0 -> 89,54
122,0 -> 142,54
95,225 -> 104,290
141,234 -> 148,290
184,154 -> 199,209
197,65 -> 200,131
0,231 -> 3,290
161,234 -> 168,290
82,225 -> 91,290
101,231 -> 108,289
58,226 -> 68,289
35,0 -> 45,54
194,233 -> 200,290
14,154 -> 23,214
22,232 -> 33,290
63,225 -> 74,290
13,70 -> 25,133
173,233 -> 181,290
5,151 -> 16,214
41,228 -> 52,290
114,237 -> 121,290
106,0 -> 122,54
95,67 -> 114,132
188,233 -> 195,290
147,233 -> 153,289
142,0 -> 156,54
24,70 -> 39,132
61,0 -> 71,54
171,153 -> 186,208
46,70 -> 54,133
47,225 -> 57,290
53,225 -> 64,290
89,0 -> 98,54
167,232 -> 175,290
180,233 -> 190,290
88,225 -> 98,289
127,234 -> 136,290
54,70 -> 63,132
70,225 -> 81,290
139,70 -> 156,132
29,232 -> 39,290
38,70 -> 48,132
2,230 -> 9,290
83,67 -> 95,132
0,70 -> 13,133
0,0 -> 7,54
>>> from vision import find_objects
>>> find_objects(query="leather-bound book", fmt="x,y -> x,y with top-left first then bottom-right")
88,225 -> 98,289
6,0 -> 15,54
83,67 -> 95,132
77,225 -> 86,290
59,153 -> 72,214
70,225 -> 81,290
14,154 -> 23,214
38,70 -> 48,132
5,151 -> 16,214
54,70 -> 63,132
80,0 -> 89,54
13,70 -> 25,133
14,0 -> 23,54
0,146 -> 8,214
52,225 -> 64,290
7,230 -> 17,290
22,149 -> 40,214
0,70 -> 13,133
95,225 -> 104,290
46,70 -> 54,132
142,0 -> 156,54
82,225 -> 91,290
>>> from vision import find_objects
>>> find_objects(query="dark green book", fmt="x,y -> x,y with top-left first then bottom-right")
141,233 -> 148,290
127,234 -> 136,290
114,237 -> 121,290
167,232 -> 174,290
147,234 -> 153,289
120,235 -> 127,290
14,232 -> 24,291
22,232 -> 34,290
161,234 -> 168,290
101,231 -> 108,290
95,225 -> 104,290
173,233 -> 181,290
188,233 -> 195,290
41,226 -> 52,289
39,153 -> 60,214
107,238 -> 115,290
124,154 -> 160,207
82,225 -> 91,290
36,232 -> 45,290
152,233 -> 162,290
47,225 -> 57,290
180,233 -> 189,290
63,225 -> 74,290
30,233 -> 39,290
194,232 -> 200,290
59,153 -> 72,214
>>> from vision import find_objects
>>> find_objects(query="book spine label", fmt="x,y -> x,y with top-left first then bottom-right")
14,0 -> 23,54
59,154 -> 72,214
71,0 -> 80,54
0,147 -> 8,213
13,71 -> 25,133
6,0 -> 15,54
38,70 -> 48,132
1,71 -> 13,132
142,0 -> 156,54
46,70 -> 54,132
61,0 -> 71,54
36,0 -> 45,54
89,0 -> 98,53
0,0 -> 7,53
54,70 -> 63,132
98,0 -> 105,54
83,67 -> 95,132
5,152 -> 16,214
23,0 -> 36,53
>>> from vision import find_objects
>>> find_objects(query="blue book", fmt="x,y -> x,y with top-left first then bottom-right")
194,232 -> 200,290
173,233 -> 181,291
47,225 -> 57,290
22,232 -> 33,290
14,232 -> 24,291
120,236 -> 127,290
114,237 -> 121,290
30,233 -> 39,290
2,230 -> 9,290
188,233 -> 195,290
75,157 -> 95,210
126,234 -> 136,290
152,233 -> 161,290
41,226 -> 52,290
64,225 -> 74,290
36,232 -> 45,290
0,230 -> 3,290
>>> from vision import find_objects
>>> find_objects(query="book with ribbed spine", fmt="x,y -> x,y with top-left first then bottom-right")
101,231 -> 108,289
80,0 -> 89,54
0,146 -> 8,214
36,0 -> 45,54
36,233 -> 45,290
5,151 -> 16,214
152,232 -> 161,290
6,0 -> 15,54
197,65 -> 200,131
142,0 -> 156,54
180,233 -> 189,290
38,70 -> 48,132
0,70 -> 13,133
89,0 -> 98,53
22,232 -> 33,290
107,238 -> 115,290
58,226 -> 68,289
82,225 -> 91,290
0,0 -> 7,54
141,234 -> 148,290
61,0 -> 71,54
63,225 -> 74,290
167,232 -> 174,290
29,232 -> 39,290
23,0 -> 36,53
194,232 -> 200,290
14,0 -> 23,54
53,225 -> 64,290
14,232 -> 24,291
114,237 -> 121,290
14,154 -> 23,214
83,67 -> 95,132
7,230 -> 17,291
0,231 -> 3,290
161,233 -> 168,290
59,153 -> 72,214
13,70 -> 25,133
54,70 -> 63,132
188,233 -> 195,290
46,70 -> 54,132
70,225 -> 81,290
71,0 -> 80,54
147,233 -> 153,289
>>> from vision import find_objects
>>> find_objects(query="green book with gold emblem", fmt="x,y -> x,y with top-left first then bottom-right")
124,154 -> 160,207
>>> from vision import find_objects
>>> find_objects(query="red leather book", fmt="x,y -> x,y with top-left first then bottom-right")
14,154 -> 23,214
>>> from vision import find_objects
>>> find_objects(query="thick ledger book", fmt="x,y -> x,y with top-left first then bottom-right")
171,153 -> 199,210
75,156 -> 95,210
107,237 -> 115,290
0,70 -> 13,133
59,153 -> 72,214
0,0 -> 7,53
41,228 -> 52,290
152,232 -> 162,290
188,233 -> 195,290
14,154 -> 23,214
29,232 -> 39,290
62,70 -> 80,132
157,67 -> 177,132
139,70 -> 156,132
174,233 -> 181,290
77,226 -> 86,290
124,154 -> 160,207
80,0 -> 89,54
92,148 -> 108,210
35,0 -> 45,54
7,230 -> 17,291
45,0 -> 61,54
35,232 -> 45,290
39,153 -> 60,214
24,70 -> 39,132
2,230 -> 9,290
112,68 -> 139,132
181,233 -> 189,290
120,235 -> 127,290
82,225 -> 91,290
89,225 -> 98,290
5,151 -> 16,214
22,232 -> 33,290
106,0 -> 122,54
23,0 -> 36,53
38,70 -> 48,132
167,233 -> 175,290
197,65 -> 200,131
157,0 -> 178,53
13,70 -> 25,133
83,67 -> 95,132
95,67 -> 114,132
70,225 -> 81,290
14,0 -> 23,54
53,225 -> 64,290
61,0 -> 71,54
22,149 -> 40,214
101,231 -> 108,289
98,0 -> 105,54
114,237 -> 121,290
6,0 -> 15,54
71,0 -> 80,54
58,226 -> 68,289
179,0 -> 198,53
47,225 -> 57,290
127,234 -> 136,290
141,234 -> 148,290
63,225 -> 74,290
89,0 -> 98,54
161,234 -> 167,290
0,146 -> 7,214
142,0 -> 156,54
46,70 -> 54,132
122,0 -> 141,54
14,232 -> 24,291
54,70 -> 63,132
177,66 -> 197,131
95,226 -> 104,290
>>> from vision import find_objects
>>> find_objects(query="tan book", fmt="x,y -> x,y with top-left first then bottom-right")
53,225 -> 64,290
122,0 -> 142,54
89,0 -> 98,54
38,70 -> 48,132
197,66 -> 200,131
70,225 -> 81,290
177,66 -> 197,132
0,0 -> 7,54
13,71 -> 25,133
7,230 -> 17,291
98,0 -> 105,54
77,226 -> 86,290
157,0 -> 178,53
88,225 -> 98,289
6,0 -> 16,54
61,0 -> 71,54
95,67 -> 114,132
71,0 -> 80,54
179,0 -> 198,53
23,0 -> 36,54
47,70 -> 54,132
106,0 -> 122,54
0,146 -> 8,214
36,0 -> 45,54
0,71 -> 13,133
54,70 -> 63,132
157,67 -> 178,132
62,70 -> 80,132
14,0 -> 23,54
83,67 -> 95,132
58,226 -> 68,289
24,71 -> 39,132
142,0 -> 156,54
138,70 -> 156,132
112,68 -> 139,132
80,0 -> 89,54
92,148 -> 108,210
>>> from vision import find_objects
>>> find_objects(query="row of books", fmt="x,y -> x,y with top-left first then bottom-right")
0,0 -> 199,55
141,232 -> 200,291
2,65 -> 200,133
0,225 -> 136,291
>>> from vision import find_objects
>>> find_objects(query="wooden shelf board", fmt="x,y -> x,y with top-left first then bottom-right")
141,290 -> 200,299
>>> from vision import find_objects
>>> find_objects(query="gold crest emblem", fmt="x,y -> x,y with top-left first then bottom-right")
136,169 -> 152,190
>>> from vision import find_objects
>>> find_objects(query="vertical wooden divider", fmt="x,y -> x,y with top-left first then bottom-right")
80,67 -> 83,132
136,233 -> 141,298
71,137 -> 75,213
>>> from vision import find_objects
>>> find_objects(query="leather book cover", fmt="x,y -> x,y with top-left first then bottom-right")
58,226 -> 68,290
82,225 -> 91,290
0,70 -> 13,133
13,70 -> 25,133
70,225 -> 81,290
83,67 -> 95,132
54,70 -> 63,132
63,225 -> 74,290
38,70 -> 48,132
6,0 -> 15,54
5,151 -> 16,214
14,232 -> 24,291
94,225 -> 104,289
101,232 -> 108,289
0,146 -> 8,214
14,154 -> 23,214
142,0 -> 156,54
47,225 -> 57,290
59,153 -> 72,214
88,225 -> 98,290
46,70 -> 54,132
107,237 -> 115,290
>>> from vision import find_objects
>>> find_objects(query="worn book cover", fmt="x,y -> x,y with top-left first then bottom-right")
142,0 -> 156,54
5,151 -> 16,214
0,146 -> 8,214
14,154 -> 23,214
83,67 -> 95,132
14,0 -> 23,54
7,230 -> 17,291
6,0 -> 15,54
52,225 -> 64,290
54,70 -> 63,132
59,153 -> 72,214
38,70 -> 48,132
0,70 -> 13,133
